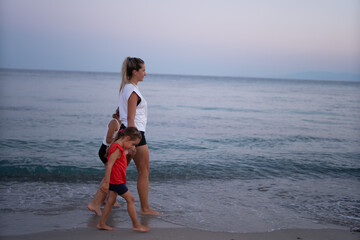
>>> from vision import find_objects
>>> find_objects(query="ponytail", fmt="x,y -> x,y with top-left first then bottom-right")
119,56 -> 145,94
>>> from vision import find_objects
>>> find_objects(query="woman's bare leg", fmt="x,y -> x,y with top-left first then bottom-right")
87,178 -> 106,216
133,144 -> 160,215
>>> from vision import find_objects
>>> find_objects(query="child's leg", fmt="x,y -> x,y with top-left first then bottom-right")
104,192 -> 121,207
97,191 -> 117,231
88,178 -> 107,216
121,191 -> 150,232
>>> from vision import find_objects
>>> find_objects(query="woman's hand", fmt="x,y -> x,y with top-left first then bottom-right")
127,146 -> 137,158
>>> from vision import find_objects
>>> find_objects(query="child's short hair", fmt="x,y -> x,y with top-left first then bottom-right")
104,127 -> 142,159
118,127 -> 142,141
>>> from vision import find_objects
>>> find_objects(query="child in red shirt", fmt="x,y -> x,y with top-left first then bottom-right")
92,127 -> 150,232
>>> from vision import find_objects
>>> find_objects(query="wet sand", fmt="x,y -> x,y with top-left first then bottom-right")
1,227 -> 358,240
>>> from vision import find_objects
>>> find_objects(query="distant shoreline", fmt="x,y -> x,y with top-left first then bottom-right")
1,67 -> 359,83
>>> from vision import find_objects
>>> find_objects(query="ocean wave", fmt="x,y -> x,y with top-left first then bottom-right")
0,106 -> 36,111
1,160 -> 359,183
176,104 -> 265,113
0,139 -> 99,154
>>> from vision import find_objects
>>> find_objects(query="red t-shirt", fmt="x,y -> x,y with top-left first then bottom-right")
107,143 -> 127,184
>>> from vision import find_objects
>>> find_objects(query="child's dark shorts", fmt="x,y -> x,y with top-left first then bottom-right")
109,183 -> 128,196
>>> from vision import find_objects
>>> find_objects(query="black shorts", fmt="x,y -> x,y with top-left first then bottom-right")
120,124 -> 147,147
109,183 -> 128,196
98,144 -> 108,164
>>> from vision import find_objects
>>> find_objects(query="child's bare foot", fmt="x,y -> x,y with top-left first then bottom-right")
140,208 -> 162,216
133,225 -> 150,232
97,223 -> 114,231
87,202 -> 102,216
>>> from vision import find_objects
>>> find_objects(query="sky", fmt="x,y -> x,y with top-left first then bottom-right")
1,0 -> 359,80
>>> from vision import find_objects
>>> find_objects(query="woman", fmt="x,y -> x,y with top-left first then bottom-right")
118,56 -> 160,215
98,107 -> 121,164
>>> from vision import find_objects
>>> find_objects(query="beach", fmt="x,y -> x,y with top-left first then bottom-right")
1,70 -> 359,237
1,227 -> 359,240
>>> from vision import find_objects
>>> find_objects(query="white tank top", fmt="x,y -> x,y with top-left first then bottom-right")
118,83 -> 147,132
102,118 -> 120,146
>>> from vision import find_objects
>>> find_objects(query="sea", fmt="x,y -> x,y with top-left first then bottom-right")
0,69 -> 359,235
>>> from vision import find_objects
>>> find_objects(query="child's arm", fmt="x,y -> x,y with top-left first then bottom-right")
101,148 -> 121,192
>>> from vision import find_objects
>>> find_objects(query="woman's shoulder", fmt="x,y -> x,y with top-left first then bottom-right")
123,84 -> 141,97
123,83 -> 137,93
124,83 -> 135,90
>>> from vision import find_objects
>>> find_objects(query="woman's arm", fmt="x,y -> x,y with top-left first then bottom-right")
105,119 -> 118,144
127,92 -> 140,127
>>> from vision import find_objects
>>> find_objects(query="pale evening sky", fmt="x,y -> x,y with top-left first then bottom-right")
0,0 -> 359,80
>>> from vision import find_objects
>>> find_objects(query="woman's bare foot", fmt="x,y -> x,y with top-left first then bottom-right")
97,223 -> 114,231
140,208 -> 162,216
104,200 -> 121,208
133,224 -> 150,232
87,202 -> 102,216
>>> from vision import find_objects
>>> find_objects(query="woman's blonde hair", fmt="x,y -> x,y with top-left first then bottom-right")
119,56 -> 145,94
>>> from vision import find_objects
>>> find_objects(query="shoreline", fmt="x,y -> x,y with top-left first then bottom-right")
0,227 -> 358,240
0,205 -> 353,237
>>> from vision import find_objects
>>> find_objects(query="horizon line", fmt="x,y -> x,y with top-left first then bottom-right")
1,67 -> 359,83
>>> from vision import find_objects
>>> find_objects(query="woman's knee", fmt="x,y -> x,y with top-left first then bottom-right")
134,146 -> 150,175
